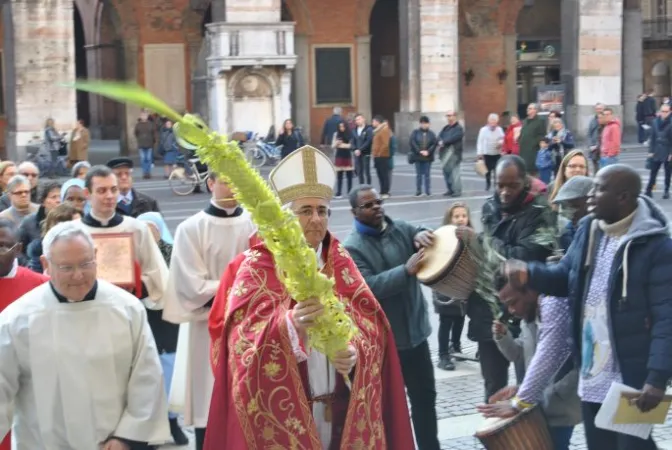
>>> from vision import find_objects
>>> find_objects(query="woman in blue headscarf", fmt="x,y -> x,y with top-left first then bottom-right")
60,178 -> 89,215
137,212 -> 188,445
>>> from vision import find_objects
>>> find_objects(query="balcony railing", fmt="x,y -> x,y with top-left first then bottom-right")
643,18 -> 672,41
206,22 -> 297,69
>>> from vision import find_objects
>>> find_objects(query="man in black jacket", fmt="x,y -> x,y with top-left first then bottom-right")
463,155 -> 555,401
106,157 -> 160,218
352,113 -> 374,184
409,116 -> 437,197
437,111 -> 464,196
646,103 -> 672,199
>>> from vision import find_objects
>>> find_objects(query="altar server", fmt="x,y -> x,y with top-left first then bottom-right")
0,221 -> 170,449
0,218 -> 49,450
78,165 -> 168,307
163,171 -> 254,450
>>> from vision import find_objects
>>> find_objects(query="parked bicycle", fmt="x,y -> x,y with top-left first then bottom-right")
244,133 -> 283,168
25,134 -> 69,177
168,152 -> 211,196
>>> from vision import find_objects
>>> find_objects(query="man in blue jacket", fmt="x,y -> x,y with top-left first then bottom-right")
504,164 -> 672,450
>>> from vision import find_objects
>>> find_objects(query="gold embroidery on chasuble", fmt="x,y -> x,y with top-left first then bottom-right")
227,253 -> 322,449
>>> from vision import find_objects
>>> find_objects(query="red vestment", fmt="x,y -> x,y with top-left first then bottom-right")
205,234 -> 414,449
0,265 -> 49,450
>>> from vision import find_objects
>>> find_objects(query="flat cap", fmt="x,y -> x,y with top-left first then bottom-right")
553,175 -> 594,204
106,157 -> 134,169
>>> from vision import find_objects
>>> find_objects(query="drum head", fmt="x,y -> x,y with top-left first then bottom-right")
474,414 -> 518,436
417,225 -> 461,282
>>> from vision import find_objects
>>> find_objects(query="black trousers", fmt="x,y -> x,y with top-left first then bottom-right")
477,340 -> 525,403
336,170 -> 353,196
398,340 -> 440,450
438,314 -> 465,356
356,154 -> 372,184
646,159 -> 672,194
374,157 -> 391,195
582,401 -> 658,449
195,427 -> 206,450
483,155 -> 501,189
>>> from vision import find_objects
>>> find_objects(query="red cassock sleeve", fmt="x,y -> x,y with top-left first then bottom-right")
0,434 -> 9,450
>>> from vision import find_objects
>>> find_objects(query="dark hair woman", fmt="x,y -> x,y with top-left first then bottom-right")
332,121 -> 354,198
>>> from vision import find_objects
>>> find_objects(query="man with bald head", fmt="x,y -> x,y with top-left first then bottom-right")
504,164 -> 672,449
437,110 -> 464,196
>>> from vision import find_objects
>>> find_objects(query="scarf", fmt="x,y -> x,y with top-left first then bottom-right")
354,218 -> 383,236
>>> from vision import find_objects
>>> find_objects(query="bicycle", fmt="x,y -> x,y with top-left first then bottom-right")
25,137 -> 69,177
168,153 -> 211,196
243,134 -> 283,168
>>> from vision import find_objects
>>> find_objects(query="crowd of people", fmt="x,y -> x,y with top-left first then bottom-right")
0,98 -> 668,450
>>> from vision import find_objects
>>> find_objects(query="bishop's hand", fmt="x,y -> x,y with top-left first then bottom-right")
290,297 -> 324,335
103,438 -> 130,450
332,344 -> 357,377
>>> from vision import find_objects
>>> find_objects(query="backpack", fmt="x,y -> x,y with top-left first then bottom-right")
535,148 -> 554,171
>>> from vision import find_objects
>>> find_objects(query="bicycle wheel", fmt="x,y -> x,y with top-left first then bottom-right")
169,166 -> 197,196
245,146 -> 267,168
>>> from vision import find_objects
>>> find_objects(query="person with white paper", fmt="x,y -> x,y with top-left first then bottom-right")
504,164 -> 672,449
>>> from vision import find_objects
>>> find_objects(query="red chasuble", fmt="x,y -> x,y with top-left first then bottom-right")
208,233 -> 262,374
0,265 -> 49,450
205,234 -> 414,449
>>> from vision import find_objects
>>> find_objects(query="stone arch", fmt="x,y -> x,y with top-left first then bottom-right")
227,67 -> 280,97
498,0 -> 526,35
652,61 -> 671,97
356,0 -> 377,36
227,67 -> 279,135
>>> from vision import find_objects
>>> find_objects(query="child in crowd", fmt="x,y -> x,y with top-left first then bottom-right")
434,202 -> 471,370
535,137 -> 554,184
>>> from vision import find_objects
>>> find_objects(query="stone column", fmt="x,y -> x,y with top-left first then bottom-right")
293,34 -> 311,136
85,45 -> 103,139
4,0 -> 77,161
574,0 -> 624,138
280,69 -> 292,129
622,0 -> 643,134
398,0 -> 421,113
355,35 -> 372,120
561,0 -> 579,130
209,70 -> 229,133
503,35 -> 518,117
121,38 -> 140,156
419,0 -> 459,114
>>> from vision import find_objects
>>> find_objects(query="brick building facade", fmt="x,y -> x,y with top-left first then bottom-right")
0,0 -> 645,160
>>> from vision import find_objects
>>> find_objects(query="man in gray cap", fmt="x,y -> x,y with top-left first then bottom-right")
553,175 -> 594,252
106,157 -> 160,217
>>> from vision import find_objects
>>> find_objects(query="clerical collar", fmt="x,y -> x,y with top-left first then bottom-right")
82,211 -> 124,228
205,201 -> 242,218
1,259 -> 18,278
50,281 -> 98,303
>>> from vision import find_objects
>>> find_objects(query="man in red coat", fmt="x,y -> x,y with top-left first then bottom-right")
0,218 -> 49,450
205,146 -> 414,449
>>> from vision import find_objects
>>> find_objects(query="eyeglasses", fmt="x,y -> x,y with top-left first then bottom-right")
11,190 -> 30,197
0,243 -> 18,256
51,260 -> 96,274
358,199 -> 384,209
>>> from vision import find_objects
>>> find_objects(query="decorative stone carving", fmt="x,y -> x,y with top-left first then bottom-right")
460,0 -> 501,37
233,74 -> 273,98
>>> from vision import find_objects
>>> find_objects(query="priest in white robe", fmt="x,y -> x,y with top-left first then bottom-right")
0,221 -> 170,449
163,171 -> 254,450
78,165 -> 168,309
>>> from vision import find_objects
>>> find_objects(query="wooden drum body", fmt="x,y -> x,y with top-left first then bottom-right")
416,225 -> 478,299
474,406 -> 554,450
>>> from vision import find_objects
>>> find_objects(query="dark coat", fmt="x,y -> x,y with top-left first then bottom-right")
432,292 -> 466,316
116,189 -> 160,218
321,114 -> 343,145
352,125 -> 374,155
527,196 -> 672,390
518,115 -> 547,172
276,130 -> 305,159
409,129 -> 437,163
649,116 -> 672,162
438,123 -> 465,161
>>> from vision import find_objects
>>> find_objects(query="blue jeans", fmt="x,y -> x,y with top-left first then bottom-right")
600,155 -> 618,169
159,352 -> 178,419
415,161 -> 431,194
443,163 -> 462,195
139,147 -> 153,176
538,168 -> 553,184
549,425 -> 574,450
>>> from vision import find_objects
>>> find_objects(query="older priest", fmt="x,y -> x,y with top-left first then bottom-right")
205,146 -> 414,449
0,221 -> 170,449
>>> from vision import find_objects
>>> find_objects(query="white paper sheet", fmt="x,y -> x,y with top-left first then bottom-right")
594,382 -> 654,440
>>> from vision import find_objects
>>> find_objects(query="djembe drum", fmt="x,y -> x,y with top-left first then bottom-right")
416,225 -> 479,299
474,406 -> 554,450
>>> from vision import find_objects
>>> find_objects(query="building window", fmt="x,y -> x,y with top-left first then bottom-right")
313,46 -> 353,106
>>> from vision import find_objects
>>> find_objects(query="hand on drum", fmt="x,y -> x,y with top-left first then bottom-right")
413,230 -> 435,249
476,402 -> 518,419
405,249 -> 426,275
501,259 -> 528,288
455,226 -> 477,244
489,386 -> 518,404
291,297 -> 325,335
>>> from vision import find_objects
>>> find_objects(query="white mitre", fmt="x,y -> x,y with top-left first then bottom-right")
268,145 -> 337,205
